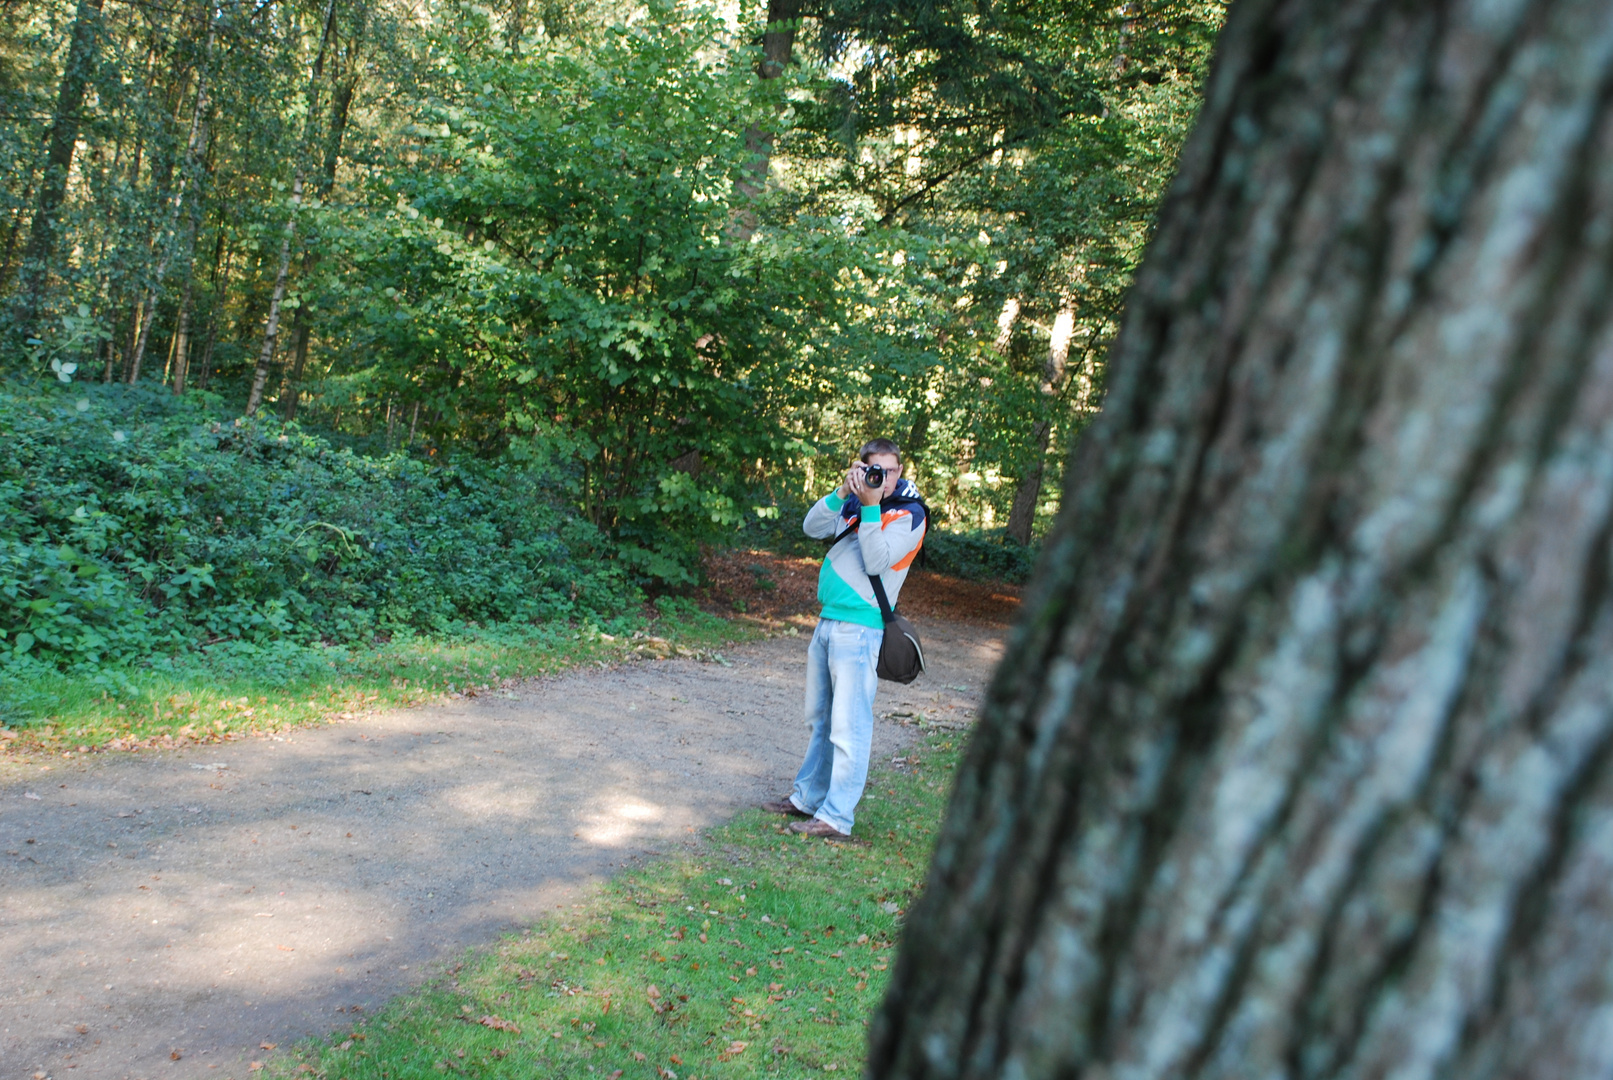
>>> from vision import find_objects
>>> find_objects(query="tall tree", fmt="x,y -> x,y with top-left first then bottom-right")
871,0 -> 1613,1077
280,0 -> 367,420
246,0 -> 338,415
728,0 -> 801,242
12,0 -> 104,335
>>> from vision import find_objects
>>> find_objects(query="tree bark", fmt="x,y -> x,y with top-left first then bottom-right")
13,0 -> 105,335
871,2 -> 1613,1079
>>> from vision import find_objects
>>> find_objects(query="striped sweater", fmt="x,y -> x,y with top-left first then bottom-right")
802,479 -> 927,629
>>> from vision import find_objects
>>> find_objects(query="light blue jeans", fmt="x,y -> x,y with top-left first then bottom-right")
790,618 -> 882,834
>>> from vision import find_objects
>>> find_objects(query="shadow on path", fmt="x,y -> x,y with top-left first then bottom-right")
0,621 -> 1005,1080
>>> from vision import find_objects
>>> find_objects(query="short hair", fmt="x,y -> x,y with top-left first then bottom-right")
860,438 -> 901,464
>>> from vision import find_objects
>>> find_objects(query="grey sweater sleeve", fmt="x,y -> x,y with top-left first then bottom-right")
803,493 -> 848,540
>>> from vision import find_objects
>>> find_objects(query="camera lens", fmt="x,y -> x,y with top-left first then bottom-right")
864,464 -> 885,487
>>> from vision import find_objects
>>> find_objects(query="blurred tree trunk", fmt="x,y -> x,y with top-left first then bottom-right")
1005,304 -> 1074,545
871,2 -> 1613,1078
13,0 -> 105,333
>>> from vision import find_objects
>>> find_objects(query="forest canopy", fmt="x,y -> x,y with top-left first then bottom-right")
0,0 -> 1222,671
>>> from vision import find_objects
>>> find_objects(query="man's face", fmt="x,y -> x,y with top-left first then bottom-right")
863,453 -> 902,499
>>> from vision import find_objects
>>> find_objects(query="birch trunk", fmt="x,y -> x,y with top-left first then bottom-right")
247,0 -> 336,415
871,1 -> 1613,1078
245,177 -> 301,415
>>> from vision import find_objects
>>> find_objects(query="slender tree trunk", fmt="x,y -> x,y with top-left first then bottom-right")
505,0 -> 525,53
729,0 -> 800,242
245,177 -> 301,415
127,21 -> 214,383
282,12 -> 365,421
1005,305 -> 1075,545
249,0 -> 337,415
13,0 -> 105,334
170,275 -> 193,396
872,2 -> 1613,1078
0,176 -> 34,291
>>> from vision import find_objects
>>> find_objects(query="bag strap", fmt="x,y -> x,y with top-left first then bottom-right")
826,519 -> 859,549
868,573 -> 896,623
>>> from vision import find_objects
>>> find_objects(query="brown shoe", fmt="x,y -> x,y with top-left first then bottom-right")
761,797 -> 811,818
788,818 -> 851,840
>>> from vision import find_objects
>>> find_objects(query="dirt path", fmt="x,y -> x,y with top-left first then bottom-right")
0,619 -> 1005,1080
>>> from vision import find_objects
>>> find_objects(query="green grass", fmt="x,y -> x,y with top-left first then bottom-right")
0,597 -> 764,760
265,734 -> 962,1080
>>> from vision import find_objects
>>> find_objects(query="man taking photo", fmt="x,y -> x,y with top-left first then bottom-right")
763,438 -> 927,839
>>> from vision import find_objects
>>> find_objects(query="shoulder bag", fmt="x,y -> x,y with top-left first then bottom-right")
869,573 -> 925,684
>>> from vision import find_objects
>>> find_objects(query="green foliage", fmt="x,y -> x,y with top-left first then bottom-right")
922,528 -> 1039,585
265,734 -> 961,1080
0,0 -> 1224,592
0,380 -> 638,671
312,7 -> 840,582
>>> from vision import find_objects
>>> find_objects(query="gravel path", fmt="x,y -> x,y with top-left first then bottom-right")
0,619 -> 1005,1080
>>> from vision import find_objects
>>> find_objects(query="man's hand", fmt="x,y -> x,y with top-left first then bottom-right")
846,465 -> 881,507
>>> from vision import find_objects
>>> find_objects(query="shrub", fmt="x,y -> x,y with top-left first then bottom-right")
0,380 -> 639,670
920,527 -> 1039,584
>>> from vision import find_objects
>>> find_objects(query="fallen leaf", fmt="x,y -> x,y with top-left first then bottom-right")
769,982 -> 784,992
607,1073 -> 624,1080
248,1063 -> 264,1072
881,901 -> 899,914
646,985 -> 661,1000
171,1051 -> 183,1061
670,1055 -> 683,1064
746,966 -> 757,976
633,1051 -> 647,1062
339,1040 -> 353,1051
478,1015 -> 520,1033
75,1024 -> 88,1034
259,1042 -> 276,1050
856,934 -> 869,944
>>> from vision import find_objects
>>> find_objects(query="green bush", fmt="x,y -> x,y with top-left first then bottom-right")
0,380 -> 639,671
920,527 -> 1039,584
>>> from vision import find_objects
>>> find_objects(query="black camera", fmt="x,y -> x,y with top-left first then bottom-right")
862,463 -> 886,488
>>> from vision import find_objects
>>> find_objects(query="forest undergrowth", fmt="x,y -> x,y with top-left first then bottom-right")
0,380 -> 762,753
